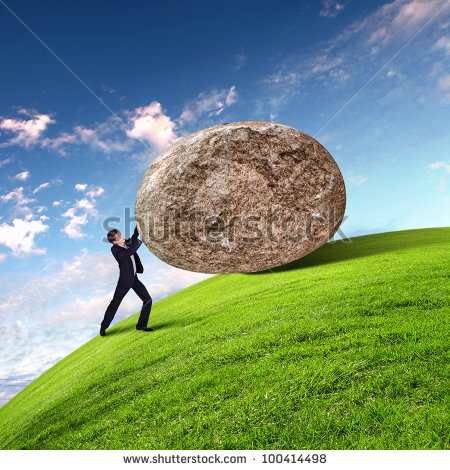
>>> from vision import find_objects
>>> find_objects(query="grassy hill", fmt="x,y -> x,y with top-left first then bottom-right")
0,227 -> 448,450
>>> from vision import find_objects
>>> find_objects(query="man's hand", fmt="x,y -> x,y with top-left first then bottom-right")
135,221 -> 143,241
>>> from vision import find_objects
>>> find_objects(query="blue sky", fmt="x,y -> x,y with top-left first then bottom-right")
1,0 -> 449,406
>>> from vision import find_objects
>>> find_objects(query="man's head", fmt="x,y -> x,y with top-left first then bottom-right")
107,229 -> 125,245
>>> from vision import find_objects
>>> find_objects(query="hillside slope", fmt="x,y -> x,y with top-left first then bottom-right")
0,227 -> 449,450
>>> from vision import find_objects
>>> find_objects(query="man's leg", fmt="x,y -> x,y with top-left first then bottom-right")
132,275 -> 152,328
101,283 -> 130,331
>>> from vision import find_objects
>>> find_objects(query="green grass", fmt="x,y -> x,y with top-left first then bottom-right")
0,227 -> 449,450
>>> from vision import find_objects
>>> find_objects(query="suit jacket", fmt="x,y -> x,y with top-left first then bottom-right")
111,226 -> 144,288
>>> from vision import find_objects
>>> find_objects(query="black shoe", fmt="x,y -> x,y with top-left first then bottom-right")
136,326 -> 154,332
100,328 -> 106,336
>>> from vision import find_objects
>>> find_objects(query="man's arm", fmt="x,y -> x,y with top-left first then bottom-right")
112,232 -> 142,263
124,225 -> 140,244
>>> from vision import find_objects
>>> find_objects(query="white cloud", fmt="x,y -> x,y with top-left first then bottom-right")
54,292 -> 117,323
149,266 -> 215,300
177,86 -> 238,125
61,185 -> 104,239
319,0 -> 349,18
52,200 -> 62,207
0,186 -> 36,216
0,249 -> 118,326
1,345 -> 68,380
255,0 -> 450,118
74,183 -> 105,205
0,217 -> 49,256
41,122 -> 134,155
0,320 -> 87,391
329,68 -> 350,82
262,71 -> 300,86
20,91 -> 234,159
436,73 -> 450,101
41,103 -> 178,156
0,157 -> 12,167
51,290 -> 147,326
14,170 -> 30,181
429,160 -> 450,172
363,0 -> 448,52
0,107 -> 133,156
74,125 -> 133,152
260,53 -> 346,95
433,36 -> 450,54
76,198 -> 96,213
225,86 -> 238,106
101,83 -> 116,94
32,182 -> 50,194
433,173 -> 448,192
86,187 -> 104,199
40,131 -> 78,153
0,253 -> 6,263
126,101 -> 180,152
437,74 -> 450,89
311,55 -> 343,74
258,53 -> 345,116
0,110 -> 55,148
233,47 -> 247,70
392,0 -> 444,31
349,175 -> 368,186
36,205 -> 47,213
385,68 -> 407,82
61,208 -> 89,239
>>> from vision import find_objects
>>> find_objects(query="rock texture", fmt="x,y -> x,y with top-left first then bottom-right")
135,121 -> 346,273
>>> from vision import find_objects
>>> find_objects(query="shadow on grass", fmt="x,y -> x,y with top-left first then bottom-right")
248,227 -> 448,274
106,318 -> 196,337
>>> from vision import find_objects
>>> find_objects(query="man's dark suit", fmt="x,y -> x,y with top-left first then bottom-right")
101,226 -> 152,331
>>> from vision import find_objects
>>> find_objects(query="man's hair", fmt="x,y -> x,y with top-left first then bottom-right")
107,229 -> 119,244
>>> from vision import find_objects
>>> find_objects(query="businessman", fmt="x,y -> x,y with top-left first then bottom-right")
100,224 -> 153,336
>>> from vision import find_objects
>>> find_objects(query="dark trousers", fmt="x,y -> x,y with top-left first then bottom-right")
101,274 -> 152,330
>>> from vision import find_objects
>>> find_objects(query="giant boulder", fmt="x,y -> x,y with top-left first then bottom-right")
135,121 -> 346,273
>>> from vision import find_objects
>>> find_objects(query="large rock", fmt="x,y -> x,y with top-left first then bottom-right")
135,121 -> 346,273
